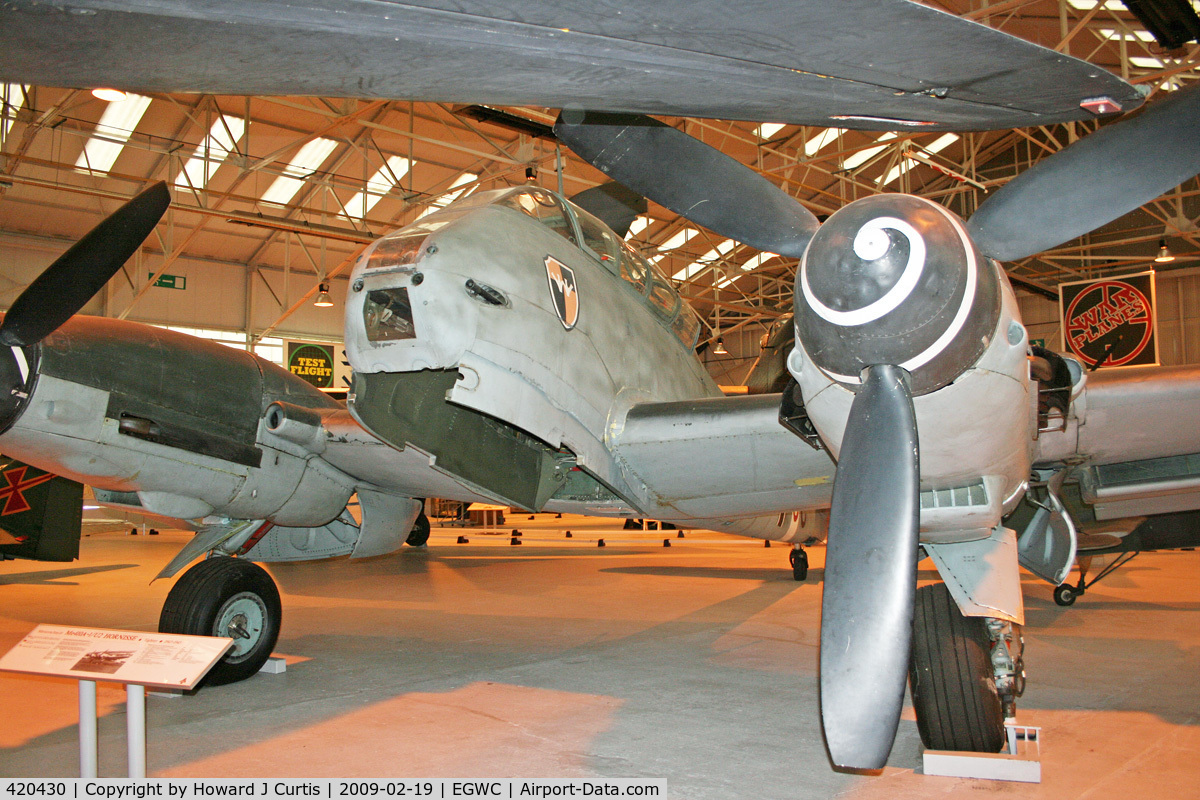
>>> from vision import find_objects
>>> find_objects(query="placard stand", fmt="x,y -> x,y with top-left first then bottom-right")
79,680 -> 97,778
1,624 -> 233,778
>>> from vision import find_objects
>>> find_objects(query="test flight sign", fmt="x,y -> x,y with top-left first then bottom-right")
286,341 -> 351,390
1058,271 -> 1158,369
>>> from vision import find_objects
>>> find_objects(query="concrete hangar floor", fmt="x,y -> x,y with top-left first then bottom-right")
0,515 -> 1197,798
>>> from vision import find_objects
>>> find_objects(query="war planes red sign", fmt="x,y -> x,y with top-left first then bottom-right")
1059,271 -> 1158,368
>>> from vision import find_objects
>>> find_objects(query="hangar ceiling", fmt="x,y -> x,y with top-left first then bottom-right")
0,0 -> 1198,353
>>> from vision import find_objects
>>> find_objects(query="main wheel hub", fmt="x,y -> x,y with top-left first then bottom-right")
216,591 -> 267,661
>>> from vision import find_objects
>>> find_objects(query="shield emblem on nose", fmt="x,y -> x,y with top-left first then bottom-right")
545,256 -> 579,330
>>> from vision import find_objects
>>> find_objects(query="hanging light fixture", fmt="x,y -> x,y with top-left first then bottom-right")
713,337 -> 728,355
1155,238 -> 1175,263
91,87 -> 128,103
314,281 -> 334,307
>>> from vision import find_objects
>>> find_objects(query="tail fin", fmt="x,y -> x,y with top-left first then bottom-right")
0,455 -> 83,562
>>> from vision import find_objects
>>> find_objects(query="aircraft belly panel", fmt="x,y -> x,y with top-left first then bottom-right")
0,1 -> 1139,130
668,488 -> 832,521
670,510 -> 829,542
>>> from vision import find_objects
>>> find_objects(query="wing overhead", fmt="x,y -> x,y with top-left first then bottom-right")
0,0 -> 1138,130
611,393 -> 834,520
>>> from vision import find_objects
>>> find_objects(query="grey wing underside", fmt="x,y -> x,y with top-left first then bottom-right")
1039,364 -> 1200,468
612,393 -> 835,522
0,0 -> 1139,130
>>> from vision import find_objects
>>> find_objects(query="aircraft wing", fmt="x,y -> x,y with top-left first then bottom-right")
610,393 -> 835,521
0,0 -> 1139,130
1040,364 -> 1200,468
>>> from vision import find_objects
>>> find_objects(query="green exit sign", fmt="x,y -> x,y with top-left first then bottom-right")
148,272 -> 186,290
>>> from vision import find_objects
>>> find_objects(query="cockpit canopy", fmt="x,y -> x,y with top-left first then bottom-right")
361,186 -> 702,350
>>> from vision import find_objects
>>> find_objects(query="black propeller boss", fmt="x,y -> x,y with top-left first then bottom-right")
795,195 -> 1001,395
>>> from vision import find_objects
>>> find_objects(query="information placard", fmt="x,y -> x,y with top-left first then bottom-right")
0,624 -> 233,690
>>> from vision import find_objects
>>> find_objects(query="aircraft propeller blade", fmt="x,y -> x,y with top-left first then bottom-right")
555,111 -> 819,258
0,181 -> 171,348
569,181 -> 648,239
968,83 -> 1200,262
820,363 -> 920,770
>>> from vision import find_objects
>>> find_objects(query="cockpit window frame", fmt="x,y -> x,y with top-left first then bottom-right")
492,187 -> 580,246
485,187 -> 702,351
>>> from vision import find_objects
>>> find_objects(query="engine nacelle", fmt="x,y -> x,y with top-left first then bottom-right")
0,316 -> 354,528
795,195 -> 1001,396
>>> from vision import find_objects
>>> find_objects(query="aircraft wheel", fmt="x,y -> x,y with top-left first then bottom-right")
789,547 -> 808,581
909,582 -> 1005,753
159,557 -> 281,686
406,512 -> 431,547
1053,584 -> 1077,607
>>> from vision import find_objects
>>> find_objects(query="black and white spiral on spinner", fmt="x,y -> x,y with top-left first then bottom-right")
794,195 -> 1001,396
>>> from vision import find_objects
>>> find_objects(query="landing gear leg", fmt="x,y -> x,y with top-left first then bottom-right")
909,582 -> 1008,752
159,557 -> 281,686
789,544 -> 808,581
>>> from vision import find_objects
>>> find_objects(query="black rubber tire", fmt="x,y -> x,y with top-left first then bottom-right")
1053,584 -> 1077,607
159,557 -> 281,686
789,548 -> 809,581
406,512 -> 431,547
909,582 -> 1005,753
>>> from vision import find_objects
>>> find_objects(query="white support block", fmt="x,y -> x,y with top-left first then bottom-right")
922,725 -> 1042,783
258,656 -> 287,674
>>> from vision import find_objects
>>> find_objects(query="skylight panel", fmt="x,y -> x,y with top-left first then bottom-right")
842,132 -> 897,171
343,155 -> 412,219
673,239 -> 734,281
882,162 -> 911,186
74,93 -> 152,175
757,122 -> 787,140
804,128 -> 843,157
1066,0 -> 1124,9
174,115 -> 246,192
416,171 -> 479,218
740,252 -> 780,271
658,228 -> 697,252
1129,55 -> 1165,68
260,137 -> 339,206
1098,27 -> 1156,42
924,133 -> 959,154
625,215 -> 653,240
2,84 -> 26,141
